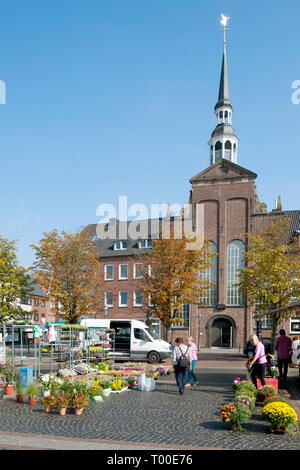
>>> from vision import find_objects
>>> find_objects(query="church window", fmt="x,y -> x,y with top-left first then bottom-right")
226,240 -> 245,306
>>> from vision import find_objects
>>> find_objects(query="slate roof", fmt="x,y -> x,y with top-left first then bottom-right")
283,210 -> 300,235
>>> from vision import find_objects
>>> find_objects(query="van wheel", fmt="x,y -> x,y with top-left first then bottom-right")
148,351 -> 160,364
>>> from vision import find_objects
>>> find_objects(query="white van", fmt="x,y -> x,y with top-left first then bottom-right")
79,318 -> 171,363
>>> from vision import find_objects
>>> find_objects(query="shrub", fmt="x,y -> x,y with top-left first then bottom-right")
262,402 -> 298,434
234,393 -> 255,410
256,385 -> 276,403
263,395 -> 289,406
232,380 -> 257,397
219,402 -> 251,432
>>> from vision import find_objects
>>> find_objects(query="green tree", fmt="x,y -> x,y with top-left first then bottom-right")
0,236 -> 33,322
31,228 -> 102,324
237,218 -> 300,349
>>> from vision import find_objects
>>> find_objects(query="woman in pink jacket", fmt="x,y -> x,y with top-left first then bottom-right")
248,334 -> 267,389
186,336 -> 199,387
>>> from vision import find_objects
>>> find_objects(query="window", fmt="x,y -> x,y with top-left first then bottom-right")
34,299 -> 39,307
172,304 -> 190,328
41,301 -> 45,307
134,263 -> 143,279
200,242 -> 218,306
105,291 -> 114,307
119,291 -> 128,307
133,290 -> 143,307
113,240 -> 128,251
134,328 -> 148,341
138,239 -> 153,249
21,296 -> 31,305
104,264 -> 114,281
226,240 -> 245,306
34,313 -> 39,322
119,264 -> 128,280
290,317 -> 300,334
256,316 -> 273,330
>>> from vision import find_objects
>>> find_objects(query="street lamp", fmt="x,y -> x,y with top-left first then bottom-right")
197,311 -> 202,351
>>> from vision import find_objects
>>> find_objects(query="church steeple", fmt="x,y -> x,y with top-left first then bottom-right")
208,15 -> 239,166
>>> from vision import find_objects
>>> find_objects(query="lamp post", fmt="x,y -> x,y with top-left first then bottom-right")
197,312 -> 202,351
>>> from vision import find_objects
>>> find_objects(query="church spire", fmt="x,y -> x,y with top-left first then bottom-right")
208,15 -> 239,166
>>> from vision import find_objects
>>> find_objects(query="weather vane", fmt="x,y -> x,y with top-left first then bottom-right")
220,14 -> 230,45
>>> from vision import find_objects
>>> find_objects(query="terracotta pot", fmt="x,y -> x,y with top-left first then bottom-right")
44,406 -> 51,413
5,385 -> 14,395
16,395 -> 24,403
59,407 -> 66,416
75,408 -> 83,416
272,428 -> 286,434
29,397 -> 37,405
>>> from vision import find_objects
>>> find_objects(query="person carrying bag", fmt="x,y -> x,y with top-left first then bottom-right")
172,338 -> 192,395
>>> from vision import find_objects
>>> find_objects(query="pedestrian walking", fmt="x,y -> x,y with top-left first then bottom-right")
291,336 -> 300,366
172,337 -> 192,395
275,329 -> 292,383
186,336 -> 199,387
247,334 -> 267,389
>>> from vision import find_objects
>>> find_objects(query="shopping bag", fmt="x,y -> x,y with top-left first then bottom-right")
137,373 -> 156,392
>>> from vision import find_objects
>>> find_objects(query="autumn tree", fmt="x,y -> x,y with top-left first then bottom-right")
31,228 -> 102,324
0,236 -> 33,322
137,233 -> 217,342
237,218 -> 300,349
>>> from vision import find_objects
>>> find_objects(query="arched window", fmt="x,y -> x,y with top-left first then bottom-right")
215,141 -> 222,162
224,140 -> 232,160
226,240 -> 245,306
200,242 -> 218,306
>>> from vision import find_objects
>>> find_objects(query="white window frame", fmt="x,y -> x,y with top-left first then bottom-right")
119,291 -> 128,307
290,317 -> 300,335
119,263 -> 128,280
113,240 -> 128,251
105,291 -> 114,308
134,263 -> 143,279
104,264 -> 114,281
133,290 -> 143,307
138,239 -> 153,249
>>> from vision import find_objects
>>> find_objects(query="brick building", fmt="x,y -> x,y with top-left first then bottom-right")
87,33 -> 300,349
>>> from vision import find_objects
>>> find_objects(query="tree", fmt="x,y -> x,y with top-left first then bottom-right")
137,233 -> 217,342
0,236 -> 33,322
237,218 -> 300,349
31,228 -> 102,324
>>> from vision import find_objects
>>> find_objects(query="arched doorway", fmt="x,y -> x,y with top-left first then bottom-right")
211,318 -> 233,348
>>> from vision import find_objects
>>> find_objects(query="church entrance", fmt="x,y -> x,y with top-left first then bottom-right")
210,318 -> 233,348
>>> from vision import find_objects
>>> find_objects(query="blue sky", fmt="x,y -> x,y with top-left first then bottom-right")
0,0 -> 299,268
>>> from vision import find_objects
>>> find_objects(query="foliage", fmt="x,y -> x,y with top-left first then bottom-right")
39,374 -> 63,392
263,396 -> 289,406
256,385 -> 277,403
15,373 -> 26,397
232,380 -> 257,397
54,392 -> 71,409
0,235 -> 33,322
262,402 -> 298,434
234,393 -> 255,410
73,391 -> 89,409
237,218 -> 300,345
26,381 -> 40,398
0,361 -> 16,385
219,403 -> 251,432
111,379 -> 126,390
41,395 -> 56,408
31,228 -> 103,324
137,233 -> 217,341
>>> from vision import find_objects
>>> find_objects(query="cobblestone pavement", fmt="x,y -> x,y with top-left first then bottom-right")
0,366 -> 300,450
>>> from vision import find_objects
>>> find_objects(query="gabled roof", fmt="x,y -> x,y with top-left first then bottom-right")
190,159 -> 257,185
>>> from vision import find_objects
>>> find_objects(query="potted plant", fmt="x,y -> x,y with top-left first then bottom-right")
73,391 -> 89,415
219,402 -> 252,432
0,362 -> 15,395
41,395 -> 56,413
55,392 -> 70,416
26,381 -> 40,405
15,374 -> 27,403
256,385 -> 276,405
262,401 -> 298,434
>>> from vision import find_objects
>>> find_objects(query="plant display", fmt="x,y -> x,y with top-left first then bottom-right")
232,380 -> 257,397
41,395 -> 56,408
58,368 -> 77,378
263,396 -> 289,406
39,374 -> 63,392
26,381 -> 40,398
73,391 -> 89,409
219,403 -> 251,432
55,392 -> 71,410
256,385 -> 276,403
264,354 -> 279,377
0,361 -> 15,385
262,402 -> 298,434
111,379 -> 126,391
234,393 -> 255,410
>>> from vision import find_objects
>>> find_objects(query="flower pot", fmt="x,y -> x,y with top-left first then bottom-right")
59,407 -> 66,416
272,428 -> 286,434
4,385 -> 14,395
75,408 -> 83,416
16,395 -> 24,403
29,397 -> 37,405
44,406 -> 52,413
257,378 -> 278,394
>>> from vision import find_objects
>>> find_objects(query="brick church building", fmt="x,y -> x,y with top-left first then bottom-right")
87,32 -> 300,350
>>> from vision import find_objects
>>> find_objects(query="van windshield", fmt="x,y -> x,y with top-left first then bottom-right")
146,327 -> 160,340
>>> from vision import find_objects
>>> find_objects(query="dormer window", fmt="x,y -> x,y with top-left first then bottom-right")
139,239 -> 153,249
113,240 -> 128,251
